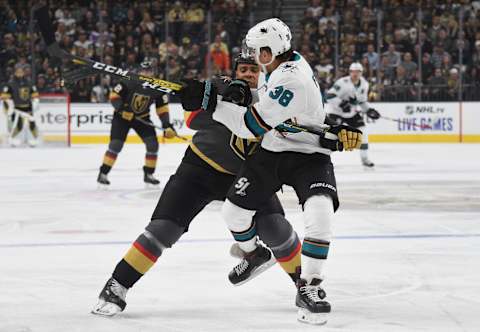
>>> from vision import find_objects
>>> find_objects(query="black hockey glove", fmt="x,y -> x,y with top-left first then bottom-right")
223,79 -> 252,106
366,108 -> 381,120
320,124 -> 363,151
339,100 -> 351,113
180,79 -> 217,113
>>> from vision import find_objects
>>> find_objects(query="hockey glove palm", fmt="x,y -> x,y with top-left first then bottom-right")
223,79 -> 252,106
180,79 -> 217,113
322,125 -> 363,151
366,108 -> 380,120
163,123 -> 177,139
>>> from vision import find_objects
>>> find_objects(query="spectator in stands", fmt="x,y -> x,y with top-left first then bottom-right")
185,3 -> 204,43
428,68 -> 448,100
206,35 -> 230,76
447,68 -> 460,101
307,0 -> 323,18
168,1 -> 186,44
364,43 -> 379,70
401,52 -> 418,80
382,43 -> 402,75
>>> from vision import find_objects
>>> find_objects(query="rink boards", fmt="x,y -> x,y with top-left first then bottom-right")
1,102 -> 479,144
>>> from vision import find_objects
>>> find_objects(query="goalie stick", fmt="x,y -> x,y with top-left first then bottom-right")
32,4 -> 343,148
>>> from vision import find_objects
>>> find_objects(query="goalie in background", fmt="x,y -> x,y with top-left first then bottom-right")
97,61 -> 176,187
325,62 -> 381,167
1,67 -> 40,147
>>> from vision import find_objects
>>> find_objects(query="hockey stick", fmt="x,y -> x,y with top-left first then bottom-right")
133,116 -> 189,142
379,114 -> 432,130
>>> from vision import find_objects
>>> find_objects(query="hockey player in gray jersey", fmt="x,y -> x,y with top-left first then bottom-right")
91,55 -> 304,317
326,62 -> 381,167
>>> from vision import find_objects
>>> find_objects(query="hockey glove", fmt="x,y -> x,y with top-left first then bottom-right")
366,108 -> 380,120
223,79 -> 252,106
121,111 -> 134,121
339,100 -> 351,113
322,125 -> 363,151
163,123 -> 177,139
180,79 -> 217,113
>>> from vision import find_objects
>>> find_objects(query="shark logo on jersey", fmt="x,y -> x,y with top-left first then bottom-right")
235,177 -> 250,196
281,63 -> 298,73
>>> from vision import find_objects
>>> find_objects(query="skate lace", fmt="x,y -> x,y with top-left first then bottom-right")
234,259 -> 249,275
300,284 -> 322,303
109,279 -> 127,300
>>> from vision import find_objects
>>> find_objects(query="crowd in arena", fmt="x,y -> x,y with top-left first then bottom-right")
1,0 -> 480,102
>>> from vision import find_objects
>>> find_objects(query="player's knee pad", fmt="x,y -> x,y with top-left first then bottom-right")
108,139 -> 125,154
222,199 -> 256,232
145,218 -> 185,249
256,213 -> 295,248
303,195 -> 334,241
144,135 -> 159,153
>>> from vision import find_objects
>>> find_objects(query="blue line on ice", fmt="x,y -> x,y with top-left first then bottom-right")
1,233 -> 479,248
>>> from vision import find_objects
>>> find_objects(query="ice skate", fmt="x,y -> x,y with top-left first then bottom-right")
92,278 -> 127,316
97,172 -> 110,187
144,172 -> 160,187
296,278 -> 330,325
361,156 -> 375,168
228,242 -> 276,286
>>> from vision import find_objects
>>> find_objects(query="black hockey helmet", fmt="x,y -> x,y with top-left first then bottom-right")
233,54 -> 257,72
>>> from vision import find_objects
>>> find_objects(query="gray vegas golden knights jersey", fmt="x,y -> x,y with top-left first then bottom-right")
183,77 -> 261,175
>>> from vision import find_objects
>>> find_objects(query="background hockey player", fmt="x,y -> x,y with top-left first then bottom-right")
97,61 -> 176,186
91,55 -> 303,317
180,18 -> 363,325
1,67 -> 40,147
325,62 -> 380,167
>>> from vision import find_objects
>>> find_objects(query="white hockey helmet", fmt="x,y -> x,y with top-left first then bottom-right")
349,62 -> 363,72
243,18 -> 292,69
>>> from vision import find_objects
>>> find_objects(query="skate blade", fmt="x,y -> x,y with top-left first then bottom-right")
297,308 -> 328,325
97,183 -> 110,190
91,300 -> 122,317
144,182 -> 160,189
232,255 -> 277,286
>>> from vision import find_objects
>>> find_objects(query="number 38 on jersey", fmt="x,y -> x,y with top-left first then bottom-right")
269,86 -> 294,107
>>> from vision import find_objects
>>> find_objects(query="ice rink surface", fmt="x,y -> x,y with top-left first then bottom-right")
1,142 -> 479,332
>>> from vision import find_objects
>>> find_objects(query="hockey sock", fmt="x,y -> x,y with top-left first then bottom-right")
100,150 -> 118,174
144,152 -> 157,174
275,236 -> 302,282
301,238 -> 330,283
113,233 -> 163,288
230,220 -> 257,253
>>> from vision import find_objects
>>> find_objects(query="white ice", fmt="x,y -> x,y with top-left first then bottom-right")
0,143 -> 479,332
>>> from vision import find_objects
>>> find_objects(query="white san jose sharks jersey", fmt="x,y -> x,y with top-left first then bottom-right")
213,52 -> 332,155
326,76 -> 371,118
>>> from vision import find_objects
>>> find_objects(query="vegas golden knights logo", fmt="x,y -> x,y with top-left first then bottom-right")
19,87 -> 30,101
131,93 -> 150,113
229,134 -> 260,160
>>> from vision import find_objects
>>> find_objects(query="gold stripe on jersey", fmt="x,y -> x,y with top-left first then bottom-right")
109,91 -> 121,100
1,93 -> 11,99
189,142 -> 234,175
156,105 -> 169,115
31,92 -> 39,98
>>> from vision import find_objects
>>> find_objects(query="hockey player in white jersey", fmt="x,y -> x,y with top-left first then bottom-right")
326,62 -> 381,167
180,18 -> 363,325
